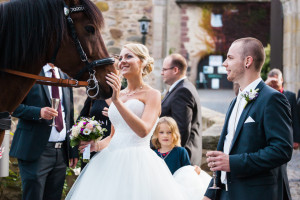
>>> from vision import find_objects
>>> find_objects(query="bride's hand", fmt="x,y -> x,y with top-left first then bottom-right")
79,140 -> 97,153
106,72 -> 121,102
102,107 -> 109,117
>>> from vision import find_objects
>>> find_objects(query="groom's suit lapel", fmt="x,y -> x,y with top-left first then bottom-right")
217,98 -> 236,151
161,79 -> 184,104
229,81 -> 266,153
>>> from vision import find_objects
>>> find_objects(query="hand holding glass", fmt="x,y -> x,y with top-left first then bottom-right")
208,155 -> 220,190
50,98 -> 60,127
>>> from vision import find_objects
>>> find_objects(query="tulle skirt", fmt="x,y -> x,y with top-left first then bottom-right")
66,146 -> 211,200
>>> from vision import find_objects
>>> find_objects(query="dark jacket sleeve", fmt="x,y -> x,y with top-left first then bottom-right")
12,98 -> 41,121
288,92 -> 300,142
170,88 -> 194,146
77,97 -> 92,121
297,98 -> 300,142
67,82 -> 78,159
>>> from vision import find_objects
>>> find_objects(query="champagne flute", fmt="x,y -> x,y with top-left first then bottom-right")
208,156 -> 220,190
209,171 -> 220,190
50,98 -> 60,127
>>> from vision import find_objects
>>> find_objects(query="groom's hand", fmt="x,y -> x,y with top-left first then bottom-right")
202,196 -> 211,200
206,151 -> 230,172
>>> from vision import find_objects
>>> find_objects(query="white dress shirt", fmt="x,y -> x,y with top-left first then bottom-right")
169,76 -> 187,92
43,64 -> 67,142
221,77 -> 262,184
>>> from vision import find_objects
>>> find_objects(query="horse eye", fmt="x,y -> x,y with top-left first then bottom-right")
84,25 -> 95,34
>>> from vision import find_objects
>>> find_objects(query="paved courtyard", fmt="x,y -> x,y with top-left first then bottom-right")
287,149 -> 300,199
198,89 -> 300,200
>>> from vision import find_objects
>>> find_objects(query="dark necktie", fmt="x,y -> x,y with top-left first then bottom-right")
50,68 -> 63,132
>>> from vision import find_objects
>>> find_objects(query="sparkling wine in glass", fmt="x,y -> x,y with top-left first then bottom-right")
209,171 -> 220,190
50,98 -> 60,127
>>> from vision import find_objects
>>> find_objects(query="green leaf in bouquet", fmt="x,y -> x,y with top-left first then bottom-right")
70,139 -> 79,148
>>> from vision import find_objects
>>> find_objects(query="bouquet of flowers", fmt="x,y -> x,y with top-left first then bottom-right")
70,117 -> 107,161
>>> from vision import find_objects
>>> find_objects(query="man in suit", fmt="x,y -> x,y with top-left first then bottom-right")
10,63 -> 78,200
265,68 -> 300,149
203,38 -> 293,200
161,53 -> 202,166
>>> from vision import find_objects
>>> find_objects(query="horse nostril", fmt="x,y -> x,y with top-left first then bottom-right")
85,25 -> 95,34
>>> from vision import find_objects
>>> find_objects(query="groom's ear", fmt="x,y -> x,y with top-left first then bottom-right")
244,56 -> 254,68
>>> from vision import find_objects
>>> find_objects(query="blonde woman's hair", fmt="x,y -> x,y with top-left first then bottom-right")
123,43 -> 154,76
152,117 -> 181,149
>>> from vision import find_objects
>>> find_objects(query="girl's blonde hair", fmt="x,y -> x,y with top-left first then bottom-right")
123,43 -> 154,77
152,117 -> 181,149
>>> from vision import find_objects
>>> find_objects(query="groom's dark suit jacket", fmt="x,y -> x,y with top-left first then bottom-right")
10,69 -> 78,163
283,90 -> 300,143
161,78 -> 202,166
205,81 -> 293,200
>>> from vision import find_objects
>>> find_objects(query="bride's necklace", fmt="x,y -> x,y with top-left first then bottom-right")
124,85 -> 144,96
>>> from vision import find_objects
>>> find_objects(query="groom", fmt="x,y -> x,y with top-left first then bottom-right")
203,38 -> 293,200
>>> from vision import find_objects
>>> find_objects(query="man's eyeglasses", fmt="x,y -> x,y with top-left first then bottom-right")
161,67 -> 174,72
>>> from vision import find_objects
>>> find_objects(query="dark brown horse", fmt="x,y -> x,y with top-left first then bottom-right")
0,0 -> 116,146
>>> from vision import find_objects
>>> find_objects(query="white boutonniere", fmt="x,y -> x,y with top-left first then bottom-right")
241,89 -> 259,108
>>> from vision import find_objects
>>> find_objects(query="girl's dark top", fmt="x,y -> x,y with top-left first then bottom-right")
79,97 -> 111,138
154,146 -> 191,174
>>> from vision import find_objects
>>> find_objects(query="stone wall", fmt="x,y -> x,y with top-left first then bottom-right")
201,107 -> 225,172
281,0 -> 300,94
94,0 -> 160,88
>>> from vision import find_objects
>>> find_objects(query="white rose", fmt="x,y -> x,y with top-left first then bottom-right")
72,126 -> 81,138
77,121 -> 84,128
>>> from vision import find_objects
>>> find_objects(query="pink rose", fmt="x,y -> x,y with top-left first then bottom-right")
86,123 -> 94,130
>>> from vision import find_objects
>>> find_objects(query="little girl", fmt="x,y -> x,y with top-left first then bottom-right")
152,116 -> 192,174
152,117 -> 211,198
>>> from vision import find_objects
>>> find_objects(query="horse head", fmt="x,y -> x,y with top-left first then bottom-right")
54,0 -> 116,99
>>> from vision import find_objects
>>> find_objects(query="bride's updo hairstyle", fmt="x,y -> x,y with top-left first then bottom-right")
123,43 -> 154,77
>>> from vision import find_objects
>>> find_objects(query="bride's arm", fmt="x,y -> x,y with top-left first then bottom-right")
79,125 -> 115,152
106,73 -> 161,138
95,125 -> 115,151
113,90 -> 161,138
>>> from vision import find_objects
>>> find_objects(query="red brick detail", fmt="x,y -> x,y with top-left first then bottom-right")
180,6 -> 189,58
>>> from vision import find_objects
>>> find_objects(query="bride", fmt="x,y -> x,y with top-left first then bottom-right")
66,43 -> 210,200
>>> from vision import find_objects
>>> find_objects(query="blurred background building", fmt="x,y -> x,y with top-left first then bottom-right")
95,0 -> 299,93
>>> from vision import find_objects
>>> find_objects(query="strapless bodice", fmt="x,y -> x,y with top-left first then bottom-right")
108,99 -> 158,150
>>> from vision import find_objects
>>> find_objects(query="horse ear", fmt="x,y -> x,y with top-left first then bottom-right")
73,0 -> 81,5
64,0 -> 71,6
64,0 -> 81,6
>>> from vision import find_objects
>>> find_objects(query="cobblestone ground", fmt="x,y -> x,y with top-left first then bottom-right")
287,149 -> 300,200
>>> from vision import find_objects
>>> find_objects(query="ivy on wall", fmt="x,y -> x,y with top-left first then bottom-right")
197,2 -> 271,56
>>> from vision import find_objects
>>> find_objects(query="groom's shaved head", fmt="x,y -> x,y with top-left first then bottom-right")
233,37 -> 265,72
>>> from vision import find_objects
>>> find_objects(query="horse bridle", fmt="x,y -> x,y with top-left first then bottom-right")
0,2 -> 115,99
59,2 -> 115,98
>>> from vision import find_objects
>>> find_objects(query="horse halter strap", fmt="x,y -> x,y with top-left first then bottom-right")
62,2 -> 114,98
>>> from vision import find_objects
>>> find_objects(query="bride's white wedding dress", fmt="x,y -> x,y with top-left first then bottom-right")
66,99 -> 211,200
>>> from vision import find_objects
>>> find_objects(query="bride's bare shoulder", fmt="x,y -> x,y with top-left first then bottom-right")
144,87 -> 161,101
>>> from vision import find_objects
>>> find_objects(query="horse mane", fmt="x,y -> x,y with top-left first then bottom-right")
0,0 -> 104,71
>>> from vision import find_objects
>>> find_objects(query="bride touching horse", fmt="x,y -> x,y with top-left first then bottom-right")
0,0 -> 116,146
